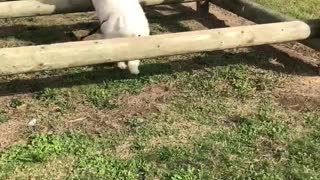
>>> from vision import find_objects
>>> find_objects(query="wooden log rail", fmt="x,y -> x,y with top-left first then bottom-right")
210,0 -> 320,50
0,20 -> 318,75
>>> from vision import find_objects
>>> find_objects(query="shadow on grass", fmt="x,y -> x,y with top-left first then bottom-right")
0,47 -> 316,96
0,21 -> 99,45
0,4 -> 318,96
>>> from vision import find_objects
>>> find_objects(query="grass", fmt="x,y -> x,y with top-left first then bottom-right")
1,108 -> 319,179
0,111 -> 9,124
9,98 -> 24,109
252,0 -> 320,19
0,0 -> 319,179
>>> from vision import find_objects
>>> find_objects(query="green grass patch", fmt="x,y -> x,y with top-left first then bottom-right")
0,2 -> 319,179
1,99 -> 319,179
253,0 -> 320,19
0,111 -> 9,124
9,98 -> 24,109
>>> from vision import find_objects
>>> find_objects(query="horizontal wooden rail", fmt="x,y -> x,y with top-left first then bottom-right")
210,0 -> 320,51
0,0 -> 203,19
0,21 -> 318,75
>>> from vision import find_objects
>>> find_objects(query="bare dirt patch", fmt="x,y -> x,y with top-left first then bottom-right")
0,94 -> 34,149
0,120 -> 27,150
274,76 -> 320,112
147,121 -> 212,149
118,85 -> 171,115
50,85 -> 172,133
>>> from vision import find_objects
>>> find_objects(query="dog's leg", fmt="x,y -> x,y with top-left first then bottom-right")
127,60 -> 140,75
117,62 -> 127,70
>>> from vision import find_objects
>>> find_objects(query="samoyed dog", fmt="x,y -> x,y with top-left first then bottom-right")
91,0 -> 150,74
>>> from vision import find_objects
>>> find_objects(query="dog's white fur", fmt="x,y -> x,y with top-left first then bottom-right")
91,0 -> 150,74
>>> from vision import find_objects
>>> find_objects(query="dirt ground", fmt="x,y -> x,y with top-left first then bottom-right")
0,2 -> 319,150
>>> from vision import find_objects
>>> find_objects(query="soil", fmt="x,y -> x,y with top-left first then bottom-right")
274,76 -> 320,112
0,2 -> 319,150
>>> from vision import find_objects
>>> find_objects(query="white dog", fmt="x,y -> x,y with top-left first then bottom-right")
91,0 -> 150,74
